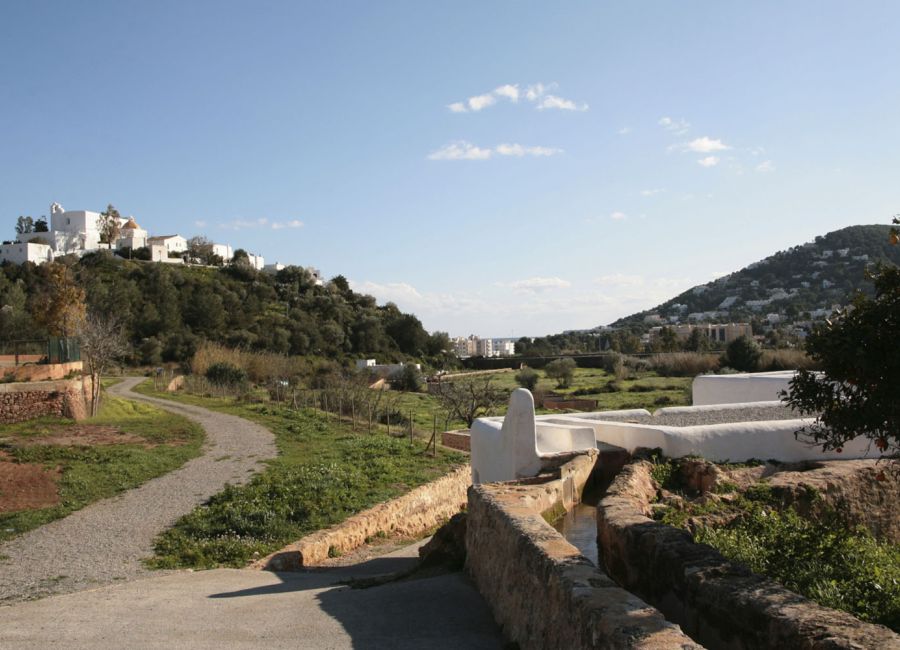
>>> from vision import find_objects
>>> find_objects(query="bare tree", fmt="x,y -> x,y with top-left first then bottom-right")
79,312 -> 129,416
434,376 -> 505,428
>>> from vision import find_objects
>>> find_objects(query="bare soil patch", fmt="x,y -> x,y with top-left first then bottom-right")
0,451 -> 61,513
5,425 -> 149,448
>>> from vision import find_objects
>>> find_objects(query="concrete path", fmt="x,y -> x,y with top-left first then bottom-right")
0,540 -> 504,649
0,377 -> 278,603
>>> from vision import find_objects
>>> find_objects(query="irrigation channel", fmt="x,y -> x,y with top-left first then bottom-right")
552,489 -> 602,566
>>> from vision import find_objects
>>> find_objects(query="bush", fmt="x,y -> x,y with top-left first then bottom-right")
205,362 -> 247,386
390,364 -> 422,392
650,352 -> 719,377
545,357 -> 577,389
515,367 -> 539,391
722,336 -> 762,372
759,348 -> 818,371
697,506 -> 900,631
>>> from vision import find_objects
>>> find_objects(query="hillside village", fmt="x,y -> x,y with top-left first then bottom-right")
609,224 -> 900,346
1,202 -> 321,281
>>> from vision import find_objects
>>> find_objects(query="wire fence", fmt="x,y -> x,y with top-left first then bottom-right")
0,338 -> 80,366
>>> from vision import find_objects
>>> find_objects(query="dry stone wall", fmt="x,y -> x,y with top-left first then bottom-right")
0,378 -> 89,424
256,464 -> 471,570
466,451 -> 701,649
597,461 -> 900,649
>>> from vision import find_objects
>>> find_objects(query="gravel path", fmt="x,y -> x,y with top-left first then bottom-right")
602,404 -> 803,427
0,377 -> 277,604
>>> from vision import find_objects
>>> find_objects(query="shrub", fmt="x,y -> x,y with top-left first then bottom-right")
650,352 -> 719,377
205,362 -> 247,386
545,357 -> 577,388
759,348 -> 818,371
697,505 -> 900,631
722,336 -> 762,372
390,364 -> 422,392
515,367 -> 539,391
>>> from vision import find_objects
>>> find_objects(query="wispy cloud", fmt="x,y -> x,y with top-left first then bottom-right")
218,217 -> 304,231
640,188 -> 664,197
658,116 -> 690,135
697,156 -> 720,167
448,82 -> 587,113
609,211 -> 628,221
755,160 -> 775,173
617,126 -> 632,136
427,141 -> 493,161
686,136 -> 730,153
501,276 -> 572,292
593,274 -> 645,287
428,141 -> 562,161
194,220 -> 207,228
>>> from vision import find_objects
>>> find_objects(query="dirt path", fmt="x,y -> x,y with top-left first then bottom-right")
0,377 -> 277,604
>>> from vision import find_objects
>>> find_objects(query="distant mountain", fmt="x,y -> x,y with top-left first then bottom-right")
610,225 -> 900,330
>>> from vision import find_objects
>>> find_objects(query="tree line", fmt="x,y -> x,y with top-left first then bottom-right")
0,252 -> 453,367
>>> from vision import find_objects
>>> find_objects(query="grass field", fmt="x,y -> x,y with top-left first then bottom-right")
0,395 -> 204,542
134,380 -> 466,568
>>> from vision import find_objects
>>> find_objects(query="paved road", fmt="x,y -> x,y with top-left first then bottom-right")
1,529 -> 503,648
0,377 -> 278,603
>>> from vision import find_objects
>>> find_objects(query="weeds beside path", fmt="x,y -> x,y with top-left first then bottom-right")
134,381 -> 466,569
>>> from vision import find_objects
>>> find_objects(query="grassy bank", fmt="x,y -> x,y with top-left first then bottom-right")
134,381 -> 466,569
0,395 -> 204,542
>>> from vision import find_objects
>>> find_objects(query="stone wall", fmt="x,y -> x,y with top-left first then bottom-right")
255,465 -> 472,570
441,429 -> 471,452
0,361 -> 83,383
597,461 -> 900,649
466,451 -> 701,649
0,378 -> 90,424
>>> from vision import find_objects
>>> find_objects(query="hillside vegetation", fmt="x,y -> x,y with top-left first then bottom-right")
613,224 -> 900,329
0,253 -> 450,366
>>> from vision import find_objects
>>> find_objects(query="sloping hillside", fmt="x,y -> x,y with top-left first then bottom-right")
612,225 -> 900,329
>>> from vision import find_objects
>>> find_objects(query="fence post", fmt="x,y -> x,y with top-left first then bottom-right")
368,405 -> 372,434
351,398 -> 356,430
433,413 -> 437,456
409,410 -> 414,444
386,410 -> 390,436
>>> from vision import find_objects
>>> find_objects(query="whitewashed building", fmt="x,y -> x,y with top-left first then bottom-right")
211,243 -> 233,262
148,235 -> 187,255
115,217 -> 148,249
0,241 -> 53,266
247,253 -> 265,270
49,203 -> 103,254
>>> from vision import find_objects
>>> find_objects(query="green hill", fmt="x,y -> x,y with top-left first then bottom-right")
0,253 -> 450,366
611,224 -> 900,329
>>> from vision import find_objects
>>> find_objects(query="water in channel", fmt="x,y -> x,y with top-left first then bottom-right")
552,490 -> 601,566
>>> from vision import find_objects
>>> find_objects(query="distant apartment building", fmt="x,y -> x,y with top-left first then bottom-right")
649,322 -> 752,345
451,335 -> 516,358
476,337 -> 493,357
493,339 -> 516,356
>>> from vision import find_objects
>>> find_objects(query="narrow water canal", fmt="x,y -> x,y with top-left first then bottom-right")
552,490 -> 601,566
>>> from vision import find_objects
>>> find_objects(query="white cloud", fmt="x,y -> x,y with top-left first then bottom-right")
593,274 -> 645,287
697,156 -> 720,167
496,143 -> 563,157
194,220 -> 207,228
427,141 -> 493,161
503,277 -> 572,292
467,93 -> 497,112
617,127 -> 632,135
641,188 -> 664,197
217,217 -> 303,231
429,141 -> 562,160
271,219 -> 304,230
493,84 -> 520,102
687,136 -> 730,153
658,116 -> 690,135
536,94 -> 588,111
610,211 -> 628,220
448,82 -> 587,114
756,160 -> 775,173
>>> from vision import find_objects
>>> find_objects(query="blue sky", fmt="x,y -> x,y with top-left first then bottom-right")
2,2 -> 899,337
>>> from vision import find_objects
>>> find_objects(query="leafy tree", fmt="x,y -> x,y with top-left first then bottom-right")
723,335 -> 761,372
654,326 -> 680,352
15,216 -> 34,238
98,204 -> 122,245
784,219 -> 900,459
231,248 -> 250,265
33,217 -> 48,233
515,366 -> 539,391
545,357 -> 577,388
391,364 -> 423,392
79,312 -> 129,416
33,263 -> 86,337
187,236 -> 216,265
425,331 -> 451,356
435,376 -> 504,427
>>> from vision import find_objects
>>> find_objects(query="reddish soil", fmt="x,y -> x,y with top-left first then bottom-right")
8,425 -> 148,448
0,451 -> 61,513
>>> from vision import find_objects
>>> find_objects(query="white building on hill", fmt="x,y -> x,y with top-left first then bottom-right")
148,235 -> 187,255
115,217 -> 148,249
0,241 -> 53,266
212,243 -> 233,262
49,202 -> 103,254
